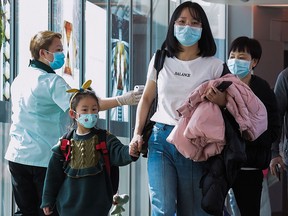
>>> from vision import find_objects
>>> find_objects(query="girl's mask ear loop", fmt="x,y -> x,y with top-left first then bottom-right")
66,80 -> 93,109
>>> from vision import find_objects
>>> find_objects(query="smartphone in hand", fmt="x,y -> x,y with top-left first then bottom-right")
134,85 -> 145,92
216,81 -> 232,92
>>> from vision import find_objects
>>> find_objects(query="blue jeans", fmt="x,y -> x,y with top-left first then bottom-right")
147,123 -> 210,216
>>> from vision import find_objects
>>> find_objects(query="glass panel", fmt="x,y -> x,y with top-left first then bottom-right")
110,1 -> 131,122
193,0 -> 226,60
152,0 -> 169,52
130,2 -> 151,215
170,0 -> 181,19
0,4 -> 12,216
132,0 -> 151,85
109,4 -> 133,216
17,0 -> 48,76
0,0 -> 11,101
85,0 -> 108,120
1,1 -> 49,214
52,0 -> 82,88
0,121 -> 13,216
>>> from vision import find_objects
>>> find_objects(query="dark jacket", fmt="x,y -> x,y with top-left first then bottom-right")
200,110 -> 247,216
272,68 -> 288,164
245,75 -> 281,169
41,129 -> 135,216
200,75 -> 281,215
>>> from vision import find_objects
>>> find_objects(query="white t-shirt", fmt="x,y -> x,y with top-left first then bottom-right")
147,53 -> 224,126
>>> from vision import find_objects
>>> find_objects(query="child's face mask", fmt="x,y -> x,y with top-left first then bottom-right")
75,112 -> 98,129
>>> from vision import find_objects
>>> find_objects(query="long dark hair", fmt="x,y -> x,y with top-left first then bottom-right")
162,1 -> 216,57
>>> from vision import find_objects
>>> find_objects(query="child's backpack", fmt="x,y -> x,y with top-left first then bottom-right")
60,128 -> 119,195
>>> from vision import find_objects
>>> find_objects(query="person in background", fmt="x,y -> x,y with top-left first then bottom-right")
270,67 -> 288,176
226,168 -> 273,216
41,81 -> 139,215
130,2 -> 226,215
4,30 -> 142,216
227,36 -> 280,216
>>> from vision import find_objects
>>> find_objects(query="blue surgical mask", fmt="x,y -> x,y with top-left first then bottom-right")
45,51 -> 65,70
227,59 -> 251,79
174,25 -> 202,47
75,113 -> 98,129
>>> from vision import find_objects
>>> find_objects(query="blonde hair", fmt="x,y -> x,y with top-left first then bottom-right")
29,31 -> 62,60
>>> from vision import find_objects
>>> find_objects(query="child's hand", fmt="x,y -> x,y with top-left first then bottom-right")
129,138 -> 141,157
43,207 -> 53,215
131,134 -> 144,152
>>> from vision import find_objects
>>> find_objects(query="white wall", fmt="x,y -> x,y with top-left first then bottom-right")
253,6 -> 288,88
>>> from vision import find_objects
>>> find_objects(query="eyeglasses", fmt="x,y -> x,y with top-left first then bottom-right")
175,19 -> 202,27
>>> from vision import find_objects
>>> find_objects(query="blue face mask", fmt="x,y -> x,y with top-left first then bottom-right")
75,113 -> 98,129
45,51 -> 65,70
174,25 -> 202,47
227,59 -> 251,79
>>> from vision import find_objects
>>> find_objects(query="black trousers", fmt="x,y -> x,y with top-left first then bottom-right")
8,161 -> 59,216
232,169 -> 263,216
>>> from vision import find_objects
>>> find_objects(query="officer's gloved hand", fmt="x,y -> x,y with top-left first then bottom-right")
116,89 -> 143,106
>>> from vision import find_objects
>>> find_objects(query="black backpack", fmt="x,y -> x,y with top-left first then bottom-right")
60,128 -> 119,195
141,49 -> 167,157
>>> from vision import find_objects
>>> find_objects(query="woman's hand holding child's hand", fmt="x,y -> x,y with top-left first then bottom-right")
129,141 -> 140,157
129,135 -> 143,157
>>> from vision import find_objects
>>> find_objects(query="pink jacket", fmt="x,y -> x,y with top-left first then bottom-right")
167,74 -> 267,161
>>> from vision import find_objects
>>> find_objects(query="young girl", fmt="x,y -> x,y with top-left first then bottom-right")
41,80 -> 139,215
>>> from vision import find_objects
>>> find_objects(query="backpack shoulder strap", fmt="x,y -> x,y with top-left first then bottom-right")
154,49 -> 167,79
94,128 -> 111,175
93,128 -> 119,195
60,129 -> 74,161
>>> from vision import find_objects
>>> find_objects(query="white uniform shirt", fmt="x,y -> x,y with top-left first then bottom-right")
148,54 -> 224,126
5,65 -> 71,167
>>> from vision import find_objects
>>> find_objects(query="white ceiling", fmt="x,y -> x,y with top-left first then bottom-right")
202,0 -> 288,5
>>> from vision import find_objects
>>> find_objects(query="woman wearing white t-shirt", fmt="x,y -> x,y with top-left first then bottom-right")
131,2 -> 226,216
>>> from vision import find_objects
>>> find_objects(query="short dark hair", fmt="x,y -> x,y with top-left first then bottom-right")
229,36 -> 262,69
162,1 -> 216,57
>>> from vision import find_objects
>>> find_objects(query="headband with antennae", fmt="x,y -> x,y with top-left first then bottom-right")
66,80 -> 92,109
